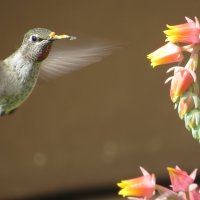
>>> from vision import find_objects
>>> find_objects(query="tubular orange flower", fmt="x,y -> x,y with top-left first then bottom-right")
166,67 -> 196,102
178,92 -> 199,119
167,166 -> 197,193
147,42 -> 183,67
164,17 -> 200,44
117,167 -> 155,198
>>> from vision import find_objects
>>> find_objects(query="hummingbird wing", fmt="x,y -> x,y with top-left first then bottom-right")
40,43 -> 114,79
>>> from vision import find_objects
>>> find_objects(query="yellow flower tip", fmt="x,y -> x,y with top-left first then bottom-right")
151,63 -> 157,68
147,54 -> 153,60
147,53 -> 159,67
147,56 -> 159,68
117,180 -> 131,188
163,30 -> 167,34
117,182 -> 124,188
166,24 -> 171,28
148,59 -> 159,67
147,52 -> 157,58
118,189 -> 128,197
165,37 -> 171,42
167,167 -> 174,173
117,182 -> 121,187
163,30 -> 172,35
164,27 -> 172,32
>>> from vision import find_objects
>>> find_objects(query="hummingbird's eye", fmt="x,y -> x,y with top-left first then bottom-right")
31,35 -> 38,42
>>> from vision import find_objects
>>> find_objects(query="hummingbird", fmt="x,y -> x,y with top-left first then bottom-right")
0,28 -> 112,116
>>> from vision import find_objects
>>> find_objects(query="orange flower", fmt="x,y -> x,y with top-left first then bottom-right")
147,42 -> 183,67
164,17 -> 200,44
117,167 -> 155,198
166,67 -> 196,102
178,92 -> 199,119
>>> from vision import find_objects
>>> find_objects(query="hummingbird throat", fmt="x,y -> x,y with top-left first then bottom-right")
37,44 -> 52,61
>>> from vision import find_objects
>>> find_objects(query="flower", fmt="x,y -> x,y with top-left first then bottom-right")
167,166 -> 197,193
117,167 -> 155,198
184,109 -> 200,130
178,92 -> 200,119
147,42 -> 183,67
166,67 -> 196,102
147,17 -> 200,142
188,184 -> 200,200
191,126 -> 200,140
164,17 -> 200,44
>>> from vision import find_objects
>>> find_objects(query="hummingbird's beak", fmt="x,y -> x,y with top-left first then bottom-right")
49,32 -> 77,41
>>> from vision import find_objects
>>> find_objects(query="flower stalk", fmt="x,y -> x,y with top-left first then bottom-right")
147,17 -> 200,142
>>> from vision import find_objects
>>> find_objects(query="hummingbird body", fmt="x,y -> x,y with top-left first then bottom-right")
0,53 -> 40,114
0,28 -> 52,115
0,28 -> 112,116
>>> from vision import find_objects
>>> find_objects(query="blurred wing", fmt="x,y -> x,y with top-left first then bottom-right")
40,43 -> 114,79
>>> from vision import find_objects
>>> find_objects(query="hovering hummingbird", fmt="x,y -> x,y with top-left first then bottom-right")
0,28 -> 112,116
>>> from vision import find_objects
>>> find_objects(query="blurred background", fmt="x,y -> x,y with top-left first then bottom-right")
1,0 -> 200,199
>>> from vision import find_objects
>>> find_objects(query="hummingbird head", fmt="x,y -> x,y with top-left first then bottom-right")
20,28 -> 76,62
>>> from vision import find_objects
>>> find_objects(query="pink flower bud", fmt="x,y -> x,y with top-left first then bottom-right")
169,67 -> 196,102
178,92 -> 199,119
167,166 -> 197,193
